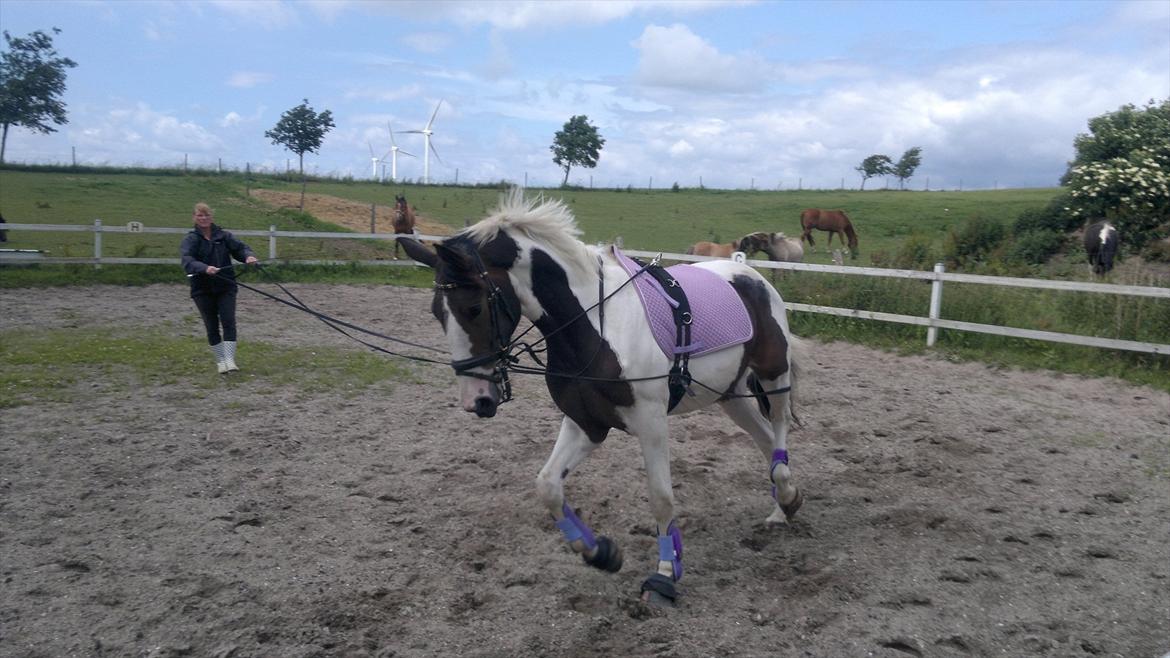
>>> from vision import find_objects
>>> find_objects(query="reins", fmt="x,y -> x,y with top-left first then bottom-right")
205,256 -> 791,405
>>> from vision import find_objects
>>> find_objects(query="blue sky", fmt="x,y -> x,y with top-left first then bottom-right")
2,0 -> 1168,190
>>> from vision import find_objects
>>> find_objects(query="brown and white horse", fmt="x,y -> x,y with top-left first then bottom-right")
392,194 -> 417,259
399,190 -> 803,606
799,209 -> 858,257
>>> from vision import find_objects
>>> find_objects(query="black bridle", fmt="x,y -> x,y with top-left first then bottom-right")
435,247 -> 522,403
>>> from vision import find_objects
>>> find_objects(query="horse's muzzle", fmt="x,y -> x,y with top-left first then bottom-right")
459,374 -> 500,418
473,396 -> 498,418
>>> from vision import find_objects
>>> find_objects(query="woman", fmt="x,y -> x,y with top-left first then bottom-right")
180,202 -> 258,373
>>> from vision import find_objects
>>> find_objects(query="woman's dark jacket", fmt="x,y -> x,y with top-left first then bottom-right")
180,224 -> 255,297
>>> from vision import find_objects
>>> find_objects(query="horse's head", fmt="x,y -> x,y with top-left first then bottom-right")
737,232 -> 771,256
398,234 -> 522,418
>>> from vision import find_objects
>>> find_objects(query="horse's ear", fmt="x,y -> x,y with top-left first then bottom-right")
398,237 -> 438,268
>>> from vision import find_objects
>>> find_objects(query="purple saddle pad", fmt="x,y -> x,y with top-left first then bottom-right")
613,247 -> 753,358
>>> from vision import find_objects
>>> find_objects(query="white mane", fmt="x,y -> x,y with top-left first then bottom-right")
463,188 -> 596,274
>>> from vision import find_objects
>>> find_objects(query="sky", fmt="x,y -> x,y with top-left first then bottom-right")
1,0 -> 1168,191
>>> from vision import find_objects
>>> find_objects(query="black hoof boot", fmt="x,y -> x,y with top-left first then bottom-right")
640,573 -> 678,608
583,536 -> 623,573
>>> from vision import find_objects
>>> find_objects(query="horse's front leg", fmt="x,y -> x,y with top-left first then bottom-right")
636,425 -> 684,607
535,417 -> 623,573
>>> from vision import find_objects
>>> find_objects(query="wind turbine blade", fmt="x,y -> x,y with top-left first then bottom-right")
428,140 -> 443,165
367,142 -> 375,157
399,149 -> 417,159
401,130 -> 424,135
388,123 -> 399,147
380,149 -> 393,161
425,99 -> 443,130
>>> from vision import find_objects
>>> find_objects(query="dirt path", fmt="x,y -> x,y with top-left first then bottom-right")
2,284 -> 1168,657
249,189 -> 453,237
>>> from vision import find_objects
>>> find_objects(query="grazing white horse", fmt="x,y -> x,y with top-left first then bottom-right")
399,190 -> 803,606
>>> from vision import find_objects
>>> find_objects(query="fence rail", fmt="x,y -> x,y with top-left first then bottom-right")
3,221 -> 1168,355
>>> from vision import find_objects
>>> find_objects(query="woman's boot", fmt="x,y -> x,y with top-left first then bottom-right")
211,342 -> 228,374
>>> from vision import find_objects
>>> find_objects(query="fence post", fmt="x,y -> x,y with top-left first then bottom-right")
370,203 -> 376,234
269,225 -> 277,260
927,262 -> 945,346
93,218 -> 103,269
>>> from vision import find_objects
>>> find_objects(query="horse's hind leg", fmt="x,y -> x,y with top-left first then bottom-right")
535,417 -> 623,573
718,385 -> 801,525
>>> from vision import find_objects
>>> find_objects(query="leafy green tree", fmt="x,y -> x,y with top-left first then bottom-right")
1062,99 -> 1170,250
0,28 -> 77,164
855,154 -> 892,190
265,98 -> 335,210
551,115 -> 605,187
892,147 -> 923,190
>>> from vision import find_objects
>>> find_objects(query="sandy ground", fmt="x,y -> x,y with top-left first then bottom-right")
2,281 -> 1168,658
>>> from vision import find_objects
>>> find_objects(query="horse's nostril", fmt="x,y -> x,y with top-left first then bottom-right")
473,396 -> 497,418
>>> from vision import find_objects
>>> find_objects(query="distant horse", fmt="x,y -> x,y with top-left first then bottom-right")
799,209 -> 858,257
686,233 -> 771,258
399,189 -> 802,607
1084,220 -> 1118,275
392,194 -> 417,259
740,231 -> 803,281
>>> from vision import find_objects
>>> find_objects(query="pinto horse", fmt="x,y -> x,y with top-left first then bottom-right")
399,189 -> 803,606
1084,220 -> 1118,275
799,209 -> 858,257
392,194 -> 417,259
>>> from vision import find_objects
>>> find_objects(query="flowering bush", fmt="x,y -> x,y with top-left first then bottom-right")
1062,100 -> 1170,249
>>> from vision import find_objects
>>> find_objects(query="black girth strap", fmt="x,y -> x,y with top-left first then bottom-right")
633,257 -> 694,412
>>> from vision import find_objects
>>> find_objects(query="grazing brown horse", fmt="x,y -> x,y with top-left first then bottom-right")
393,194 -> 417,258
799,209 -> 858,257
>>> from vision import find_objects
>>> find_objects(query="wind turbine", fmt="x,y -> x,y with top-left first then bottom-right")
403,99 -> 444,184
386,123 -> 416,182
367,142 -> 391,180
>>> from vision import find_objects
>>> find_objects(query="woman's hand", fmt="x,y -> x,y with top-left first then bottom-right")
206,265 -> 219,275
245,256 -> 259,265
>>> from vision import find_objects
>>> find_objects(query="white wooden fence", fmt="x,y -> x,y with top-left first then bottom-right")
2,220 -> 1168,355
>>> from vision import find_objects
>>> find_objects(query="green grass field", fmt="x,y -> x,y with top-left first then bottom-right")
2,167 -> 1167,390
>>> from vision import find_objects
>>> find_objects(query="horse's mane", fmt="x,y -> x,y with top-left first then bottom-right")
462,188 -> 595,274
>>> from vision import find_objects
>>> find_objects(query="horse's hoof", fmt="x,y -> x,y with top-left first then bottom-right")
640,573 -> 677,608
583,536 -> 623,573
781,487 -> 804,521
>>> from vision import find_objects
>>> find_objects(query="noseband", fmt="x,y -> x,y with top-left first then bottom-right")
435,250 -> 519,402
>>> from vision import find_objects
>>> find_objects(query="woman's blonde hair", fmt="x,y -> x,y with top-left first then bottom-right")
194,202 -> 213,216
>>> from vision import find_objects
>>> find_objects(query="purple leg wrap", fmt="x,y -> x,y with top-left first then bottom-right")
555,502 -> 598,551
771,449 -> 789,501
656,521 -> 684,581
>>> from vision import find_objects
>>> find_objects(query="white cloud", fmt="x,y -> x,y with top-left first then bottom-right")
668,139 -> 694,157
227,71 -> 273,89
220,112 -> 243,128
633,24 -> 767,92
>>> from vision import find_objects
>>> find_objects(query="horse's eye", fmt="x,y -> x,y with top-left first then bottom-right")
466,304 -> 483,319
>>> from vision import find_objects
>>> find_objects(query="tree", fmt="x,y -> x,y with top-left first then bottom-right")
265,98 -> 335,210
550,115 -> 605,187
855,154 -> 892,190
892,147 -> 923,190
1062,99 -> 1169,250
0,28 -> 77,164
